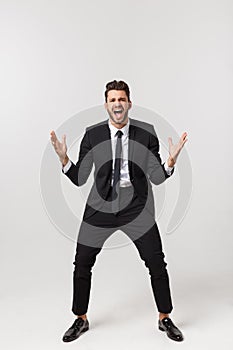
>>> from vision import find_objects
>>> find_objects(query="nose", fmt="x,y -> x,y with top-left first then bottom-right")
114,104 -> 122,109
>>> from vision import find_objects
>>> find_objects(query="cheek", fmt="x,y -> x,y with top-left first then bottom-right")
106,105 -> 112,111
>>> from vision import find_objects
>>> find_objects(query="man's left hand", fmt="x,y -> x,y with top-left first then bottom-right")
167,132 -> 188,167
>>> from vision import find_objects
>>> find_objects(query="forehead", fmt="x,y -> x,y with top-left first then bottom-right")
107,90 -> 128,101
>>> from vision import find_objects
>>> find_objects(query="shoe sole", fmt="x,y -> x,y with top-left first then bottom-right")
62,326 -> 89,342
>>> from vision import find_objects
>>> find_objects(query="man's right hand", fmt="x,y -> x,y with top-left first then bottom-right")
50,130 -> 69,166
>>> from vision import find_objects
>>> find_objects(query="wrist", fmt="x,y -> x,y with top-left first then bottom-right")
60,154 -> 69,167
167,156 -> 175,167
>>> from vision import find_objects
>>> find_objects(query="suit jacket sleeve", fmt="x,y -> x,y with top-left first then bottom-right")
147,126 -> 174,185
61,129 -> 93,186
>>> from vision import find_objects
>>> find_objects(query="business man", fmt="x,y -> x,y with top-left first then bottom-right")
50,80 -> 187,342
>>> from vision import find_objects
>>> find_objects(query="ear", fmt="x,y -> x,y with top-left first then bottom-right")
104,102 -> 107,110
128,101 -> 132,110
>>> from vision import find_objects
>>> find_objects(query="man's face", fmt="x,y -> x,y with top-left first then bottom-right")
104,90 -> 132,126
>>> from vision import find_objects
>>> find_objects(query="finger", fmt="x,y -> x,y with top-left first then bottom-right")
50,130 -> 57,138
50,130 -> 55,138
182,132 -> 188,142
62,134 -> 66,144
181,132 -> 187,140
179,133 -> 187,146
181,137 -> 188,147
51,139 -> 56,146
50,130 -> 59,144
50,137 -> 56,145
168,137 -> 173,147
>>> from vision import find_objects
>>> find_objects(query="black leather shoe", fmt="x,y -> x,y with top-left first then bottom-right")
62,317 -> 89,342
158,317 -> 184,342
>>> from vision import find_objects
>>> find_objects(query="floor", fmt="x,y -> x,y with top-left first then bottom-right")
1,268 -> 232,350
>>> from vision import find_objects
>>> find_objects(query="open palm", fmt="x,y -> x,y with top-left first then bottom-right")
50,130 -> 67,161
168,132 -> 188,163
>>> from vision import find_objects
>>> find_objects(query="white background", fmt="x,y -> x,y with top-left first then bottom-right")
0,1 -> 232,349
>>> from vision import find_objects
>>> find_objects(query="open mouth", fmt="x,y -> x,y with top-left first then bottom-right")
114,109 -> 124,116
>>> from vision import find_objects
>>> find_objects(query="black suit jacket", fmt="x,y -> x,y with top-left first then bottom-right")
62,117 -> 174,219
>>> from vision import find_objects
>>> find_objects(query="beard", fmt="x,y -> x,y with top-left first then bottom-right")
107,109 -> 129,125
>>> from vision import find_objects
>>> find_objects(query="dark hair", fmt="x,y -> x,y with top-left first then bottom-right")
104,80 -> 131,102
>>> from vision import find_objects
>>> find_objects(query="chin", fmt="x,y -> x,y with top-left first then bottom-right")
113,115 -> 127,124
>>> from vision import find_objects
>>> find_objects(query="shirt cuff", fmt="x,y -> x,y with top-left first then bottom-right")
62,159 -> 72,173
164,160 -> 174,175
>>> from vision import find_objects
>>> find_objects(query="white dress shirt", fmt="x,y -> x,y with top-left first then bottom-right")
62,118 -> 174,184
108,118 -> 132,187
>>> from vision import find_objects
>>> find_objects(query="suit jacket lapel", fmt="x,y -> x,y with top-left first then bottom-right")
103,121 -> 113,169
128,122 -> 135,175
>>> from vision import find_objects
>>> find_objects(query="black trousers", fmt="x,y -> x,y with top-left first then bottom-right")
72,185 -> 173,316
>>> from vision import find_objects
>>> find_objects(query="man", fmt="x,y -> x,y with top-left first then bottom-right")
50,80 -> 187,343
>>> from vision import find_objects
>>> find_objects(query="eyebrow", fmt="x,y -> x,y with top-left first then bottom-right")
109,97 -> 127,102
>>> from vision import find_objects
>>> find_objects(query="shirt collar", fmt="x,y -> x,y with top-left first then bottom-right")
108,117 -> 130,137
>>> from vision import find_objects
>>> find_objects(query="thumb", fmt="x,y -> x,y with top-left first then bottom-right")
62,134 -> 66,144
